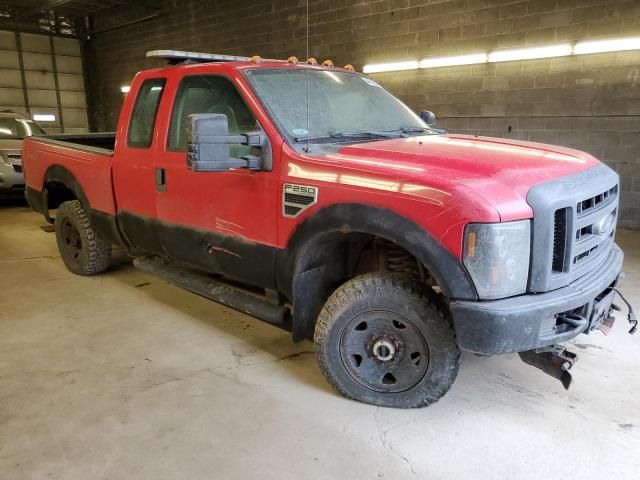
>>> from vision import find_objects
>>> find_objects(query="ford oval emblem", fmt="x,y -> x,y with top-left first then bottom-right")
593,213 -> 615,236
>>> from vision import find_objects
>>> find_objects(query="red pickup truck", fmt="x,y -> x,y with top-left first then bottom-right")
22,50 -> 633,408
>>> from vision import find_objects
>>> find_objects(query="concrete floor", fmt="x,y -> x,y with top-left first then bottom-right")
1,202 -> 639,480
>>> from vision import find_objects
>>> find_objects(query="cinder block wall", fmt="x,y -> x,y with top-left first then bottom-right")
85,0 -> 640,228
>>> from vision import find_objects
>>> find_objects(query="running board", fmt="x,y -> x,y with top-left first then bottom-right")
133,256 -> 289,326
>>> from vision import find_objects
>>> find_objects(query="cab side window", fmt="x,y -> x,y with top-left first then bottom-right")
127,78 -> 166,148
168,75 -> 257,151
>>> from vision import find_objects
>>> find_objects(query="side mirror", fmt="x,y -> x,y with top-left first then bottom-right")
187,113 -> 264,172
420,110 -> 437,126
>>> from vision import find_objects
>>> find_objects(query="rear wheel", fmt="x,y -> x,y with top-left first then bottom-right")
314,272 -> 460,408
55,200 -> 112,275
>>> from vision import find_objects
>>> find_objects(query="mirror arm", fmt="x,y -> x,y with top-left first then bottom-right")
242,155 -> 262,170
194,134 -> 246,144
243,131 -> 266,147
193,132 -> 265,147
189,156 -> 262,172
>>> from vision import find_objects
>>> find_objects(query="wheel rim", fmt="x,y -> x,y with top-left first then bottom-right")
339,311 -> 430,393
60,218 -> 83,261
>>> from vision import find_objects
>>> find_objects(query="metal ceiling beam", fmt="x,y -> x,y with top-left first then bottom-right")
64,0 -> 112,7
15,0 -> 73,19
89,11 -> 160,36
108,0 -> 161,11
12,0 -> 161,21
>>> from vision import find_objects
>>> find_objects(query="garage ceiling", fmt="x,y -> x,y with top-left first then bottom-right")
4,0 -> 158,18
0,0 -> 161,37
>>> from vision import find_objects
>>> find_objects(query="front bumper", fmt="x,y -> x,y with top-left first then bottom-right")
451,243 -> 624,355
0,162 -> 25,196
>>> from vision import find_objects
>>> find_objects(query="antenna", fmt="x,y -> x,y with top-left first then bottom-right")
305,0 -> 310,153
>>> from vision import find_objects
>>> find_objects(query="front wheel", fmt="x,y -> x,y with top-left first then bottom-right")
55,200 -> 112,275
314,272 -> 460,408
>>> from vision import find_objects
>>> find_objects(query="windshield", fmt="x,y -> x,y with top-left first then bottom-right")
245,68 -> 429,143
0,118 -> 45,139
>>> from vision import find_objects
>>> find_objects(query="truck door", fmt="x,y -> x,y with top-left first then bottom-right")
153,73 -> 279,289
112,77 -> 166,254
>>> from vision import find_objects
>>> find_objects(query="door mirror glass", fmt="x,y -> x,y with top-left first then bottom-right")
187,113 -> 264,172
419,110 -> 436,126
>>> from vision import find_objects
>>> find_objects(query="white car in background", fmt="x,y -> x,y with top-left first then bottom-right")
0,111 -> 46,198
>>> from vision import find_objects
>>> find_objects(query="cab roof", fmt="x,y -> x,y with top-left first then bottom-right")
144,49 -> 356,75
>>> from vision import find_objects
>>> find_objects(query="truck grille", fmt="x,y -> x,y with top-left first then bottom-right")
528,164 -> 619,292
552,185 -> 618,273
552,208 -> 568,272
576,185 -> 617,216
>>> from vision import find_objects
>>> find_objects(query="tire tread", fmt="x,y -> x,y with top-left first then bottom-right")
55,200 -> 112,275
314,272 -> 460,408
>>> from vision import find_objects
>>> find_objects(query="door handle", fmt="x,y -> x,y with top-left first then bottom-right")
155,167 -> 166,192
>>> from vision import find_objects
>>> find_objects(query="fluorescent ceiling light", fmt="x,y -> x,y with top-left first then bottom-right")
488,44 -> 572,62
574,36 -> 640,55
420,53 -> 487,68
363,36 -> 640,76
120,85 -> 131,93
33,114 -> 56,122
362,60 -> 419,74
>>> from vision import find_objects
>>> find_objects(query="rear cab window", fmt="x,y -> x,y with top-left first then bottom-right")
127,78 -> 166,148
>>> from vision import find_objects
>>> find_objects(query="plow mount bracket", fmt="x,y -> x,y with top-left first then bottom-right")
519,345 -> 577,390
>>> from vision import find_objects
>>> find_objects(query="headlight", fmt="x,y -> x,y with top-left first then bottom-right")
463,220 -> 531,299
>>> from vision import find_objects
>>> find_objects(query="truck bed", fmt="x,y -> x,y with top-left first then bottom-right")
32,133 -> 116,154
22,133 -> 118,216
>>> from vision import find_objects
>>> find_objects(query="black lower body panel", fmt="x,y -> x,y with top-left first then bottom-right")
118,210 -> 277,291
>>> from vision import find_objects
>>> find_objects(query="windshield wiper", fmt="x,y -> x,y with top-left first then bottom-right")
294,130 -> 403,143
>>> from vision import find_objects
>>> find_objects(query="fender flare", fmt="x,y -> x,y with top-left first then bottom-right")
39,164 -> 127,247
42,164 -> 91,212
275,203 -> 477,341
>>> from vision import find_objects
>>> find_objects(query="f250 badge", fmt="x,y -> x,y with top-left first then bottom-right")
282,184 -> 318,218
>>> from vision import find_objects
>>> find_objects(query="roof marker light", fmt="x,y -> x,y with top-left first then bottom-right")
488,44 -> 572,62
574,36 -> 640,55
120,85 -> 130,93
362,60 -> 419,74
420,53 -> 487,68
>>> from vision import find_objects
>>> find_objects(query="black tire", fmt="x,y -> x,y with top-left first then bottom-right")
54,200 -> 112,276
314,272 -> 460,408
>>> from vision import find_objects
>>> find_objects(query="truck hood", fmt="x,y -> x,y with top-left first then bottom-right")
330,134 -> 599,220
